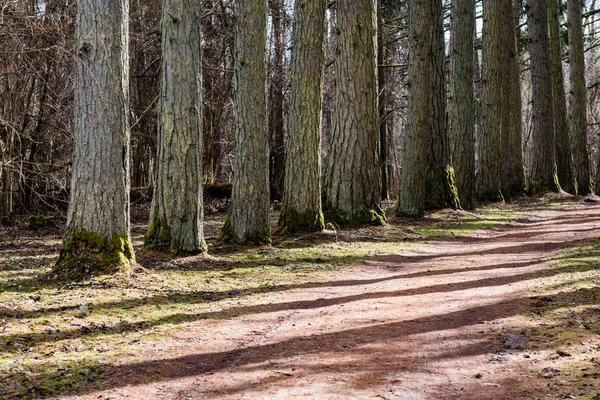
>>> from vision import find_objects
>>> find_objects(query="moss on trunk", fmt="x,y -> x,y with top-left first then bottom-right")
323,204 -> 386,226
218,215 -> 272,245
278,206 -> 325,233
53,230 -> 134,280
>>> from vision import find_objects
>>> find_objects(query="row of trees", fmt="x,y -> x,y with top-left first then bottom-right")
1,1 -> 599,275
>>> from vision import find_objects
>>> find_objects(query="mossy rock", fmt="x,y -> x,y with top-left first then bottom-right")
53,230 -> 135,280
1,212 -> 15,227
28,215 -> 56,230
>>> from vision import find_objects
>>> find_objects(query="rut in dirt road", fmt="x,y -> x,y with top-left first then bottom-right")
63,204 -> 600,400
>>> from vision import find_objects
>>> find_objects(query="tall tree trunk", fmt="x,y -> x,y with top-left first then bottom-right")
278,0 -> 327,233
568,0 -> 592,195
397,0 -> 459,217
549,0 -> 576,194
54,0 -> 134,278
145,0 -> 206,254
526,0 -> 560,192
268,0 -> 286,201
378,0 -> 389,201
219,0 -> 271,244
323,0 -> 384,225
478,0 -> 506,202
506,0 -> 525,196
448,0 -> 475,210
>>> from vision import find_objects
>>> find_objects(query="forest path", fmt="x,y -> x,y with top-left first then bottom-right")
67,203 -> 600,400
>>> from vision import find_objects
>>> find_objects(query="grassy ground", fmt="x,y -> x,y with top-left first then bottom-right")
0,196 -> 597,399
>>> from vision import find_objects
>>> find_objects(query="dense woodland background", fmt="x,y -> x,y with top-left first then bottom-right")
1,0 -> 600,217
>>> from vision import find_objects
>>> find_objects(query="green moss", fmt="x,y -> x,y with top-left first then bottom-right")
218,214 -> 272,245
144,217 -> 172,250
443,166 -> 461,210
1,212 -> 15,227
53,230 -> 134,280
277,205 -> 325,233
477,188 -> 505,203
425,166 -> 461,211
323,203 -> 386,226
27,215 -> 56,230
527,174 -> 561,196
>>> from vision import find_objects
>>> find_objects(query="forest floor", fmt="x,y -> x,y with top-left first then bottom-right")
1,193 -> 600,399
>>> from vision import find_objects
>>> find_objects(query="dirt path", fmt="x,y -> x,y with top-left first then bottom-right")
61,204 -> 600,400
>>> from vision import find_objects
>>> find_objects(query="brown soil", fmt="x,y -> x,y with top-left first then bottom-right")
57,203 -> 600,400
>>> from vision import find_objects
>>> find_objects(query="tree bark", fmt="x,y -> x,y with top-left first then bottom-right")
219,0 -> 271,244
54,0 -> 134,278
323,0 -> 384,225
396,0 -> 459,217
526,0 -> 560,192
268,0 -> 287,202
568,0 -> 592,195
278,0 -> 327,233
145,0 -> 207,254
549,0 -> 576,194
448,0 -> 475,210
478,0 -> 506,202
505,0 -> 525,196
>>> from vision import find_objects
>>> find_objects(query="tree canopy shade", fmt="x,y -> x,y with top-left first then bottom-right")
54,0 -> 134,278
144,0 -> 207,254
322,0 -> 385,225
396,0 -> 459,218
219,0 -> 271,244
278,0 -> 327,233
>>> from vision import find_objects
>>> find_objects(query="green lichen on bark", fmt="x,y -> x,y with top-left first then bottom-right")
53,230 -> 134,280
277,206 -> 325,233
218,214 -> 272,245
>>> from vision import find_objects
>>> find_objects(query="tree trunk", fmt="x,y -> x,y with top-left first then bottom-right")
278,0 -> 327,233
526,0 -> 560,193
145,0 -> 207,254
323,0 -> 384,225
219,0 -> 271,244
448,0 -> 475,210
478,0 -> 506,202
378,0 -> 389,201
268,0 -> 287,202
568,0 -> 592,195
396,0 -> 459,217
505,0 -> 525,196
549,0 -> 576,194
54,0 -> 134,278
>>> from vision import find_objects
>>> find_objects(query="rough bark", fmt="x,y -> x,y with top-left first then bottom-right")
323,0 -> 384,225
145,0 -> 207,254
526,0 -> 560,193
567,0 -> 592,195
54,0 -> 134,278
478,0 -> 506,202
506,0 -> 526,196
397,0 -> 459,217
448,0 -> 475,210
219,0 -> 271,244
549,0 -> 576,194
268,0 -> 287,202
278,0 -> 327,233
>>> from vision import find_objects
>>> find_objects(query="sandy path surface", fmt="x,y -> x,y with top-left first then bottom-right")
61,204 -> 600,399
